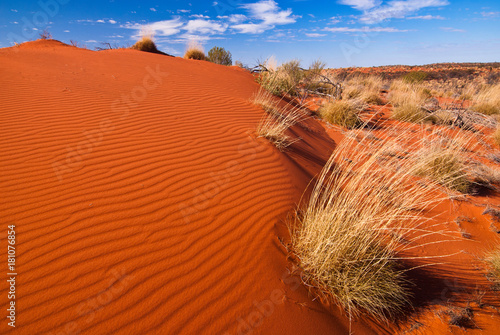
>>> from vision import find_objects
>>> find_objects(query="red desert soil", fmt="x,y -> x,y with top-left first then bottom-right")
1,40 -> 500,334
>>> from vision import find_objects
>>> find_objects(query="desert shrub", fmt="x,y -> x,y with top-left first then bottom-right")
131,36 -> 159,53
392,103 -> 428,123
207,46 -> 232,66
257,60 -> 305,96
234,61 -> 244,68
402,71 -> 428,84
184,46 -> 206,60
290,131 -> 441,319
319,100 -> 363,129
39,29 -> 52,40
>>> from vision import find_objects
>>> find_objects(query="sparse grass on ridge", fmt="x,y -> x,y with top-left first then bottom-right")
253,88 -> 304,150
290,130 -> 448,320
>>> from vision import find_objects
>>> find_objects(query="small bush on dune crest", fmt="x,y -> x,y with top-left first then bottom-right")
131,36 -> 159,53
184,44 -> 206,60
253,88 -> 304,150
290,131 -> 444,320
471,103 -> 499,116
319,100 -> 363,129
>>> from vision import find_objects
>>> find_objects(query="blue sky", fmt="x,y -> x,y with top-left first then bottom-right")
1,0 -> 499,67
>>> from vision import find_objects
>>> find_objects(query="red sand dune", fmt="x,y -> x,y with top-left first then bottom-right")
2,40 -> 500,335
0,40 -> 378,334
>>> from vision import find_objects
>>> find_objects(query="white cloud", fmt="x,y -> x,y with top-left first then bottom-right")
64,30 -> 70,32
178,9 -> 191,13
440,27 -> 465,32
121,18 -> 184,37
150,8 -> 157,12
481,11 -> 500,18
407,14 -> 444,19
184,19 -> 227,34
109,19 -> 117,24
228,14 -> 248,23
338,0 -> 381,11
360,0 -> 449,23
324,26 -> 409,32
306,33 -> 326,37
11,9 -> 18,12
232,0 -> 297,34
190,14 -> 210,19
96,19 -> 105,23
85,40 -> 98,43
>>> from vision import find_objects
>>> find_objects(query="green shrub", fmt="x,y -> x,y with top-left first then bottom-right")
207,46 -> 232,66
319,100 -> 362,129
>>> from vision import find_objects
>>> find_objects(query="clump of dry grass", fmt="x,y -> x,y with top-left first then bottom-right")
290,130 -> 446,320
131,36 -> 159,53
470,83 -> 500,115
319,100 -> 364,129
184,42 -> 206,60
388,81 -> 430,123
342,75 -> 385,105
392,103 -> 428,123
253,88 -> 304,150
410,133 -> 472,193
487,247 -> 500,279
494,126 -> 500,146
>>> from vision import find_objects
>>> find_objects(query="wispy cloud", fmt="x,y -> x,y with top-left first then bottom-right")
122,18 -> 184,37
305,33 -> 326,37
481,11 -> 500,18
232,0 -> 298,34
184,19 -> 227,34
407,14 -> 444,19
109,19 -> 117,24
325,26 -> 409,32
440,27 -> 465,32
339,0 -> 450,23
338,0 -> 381,11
